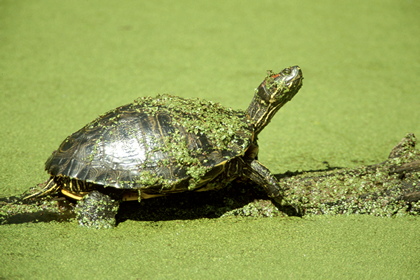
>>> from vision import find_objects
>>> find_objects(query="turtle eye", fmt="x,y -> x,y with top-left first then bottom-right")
282,68 -> 292,75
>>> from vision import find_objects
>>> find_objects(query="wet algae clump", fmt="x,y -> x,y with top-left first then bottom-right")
133,94 -> 253,151
75,191 -> 119,229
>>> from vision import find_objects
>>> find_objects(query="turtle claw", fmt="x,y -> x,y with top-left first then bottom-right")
75,191 -> 119,229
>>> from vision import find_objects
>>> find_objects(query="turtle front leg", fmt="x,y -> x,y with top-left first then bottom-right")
245,160 -> 303,216
75,191 -> 120,229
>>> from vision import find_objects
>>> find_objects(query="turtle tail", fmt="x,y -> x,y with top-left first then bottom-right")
22,177 -> 60,200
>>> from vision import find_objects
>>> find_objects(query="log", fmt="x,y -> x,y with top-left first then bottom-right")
274,133 -> 420,216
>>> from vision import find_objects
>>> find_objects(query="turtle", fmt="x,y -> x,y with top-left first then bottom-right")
24,65 -> 304,228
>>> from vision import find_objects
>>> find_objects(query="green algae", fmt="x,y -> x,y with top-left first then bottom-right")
1,0 -> 420,279
134,94 -> 253,152
0,216 -> 419,279
222,199 -> 286,218
0,196 -> 74,226
263,70 -> 290,94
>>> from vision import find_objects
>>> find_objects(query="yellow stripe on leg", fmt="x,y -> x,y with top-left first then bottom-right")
61,189 -> 86,200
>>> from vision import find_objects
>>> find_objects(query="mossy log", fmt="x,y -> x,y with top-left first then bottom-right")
277,133 -> 419,216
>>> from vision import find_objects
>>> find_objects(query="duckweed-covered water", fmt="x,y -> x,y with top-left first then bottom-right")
1,0 -> 419,279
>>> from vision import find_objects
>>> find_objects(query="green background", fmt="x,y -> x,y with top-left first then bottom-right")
1,0 -> 419,279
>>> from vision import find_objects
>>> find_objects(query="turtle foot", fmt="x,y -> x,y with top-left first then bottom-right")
272,196 -> 304,217
75,191 -> 119,229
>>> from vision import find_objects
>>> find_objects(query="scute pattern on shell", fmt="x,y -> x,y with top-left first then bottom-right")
46,94 -> 254,192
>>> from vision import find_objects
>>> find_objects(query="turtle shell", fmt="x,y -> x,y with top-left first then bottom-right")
46,94 -> 254,194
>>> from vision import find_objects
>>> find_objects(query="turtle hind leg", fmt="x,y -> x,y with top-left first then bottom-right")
75,191 -> 120,229
22,177 -> 60,200
244,159 -> 304,216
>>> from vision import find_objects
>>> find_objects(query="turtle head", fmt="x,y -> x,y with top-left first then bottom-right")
247,66 -> 303,135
